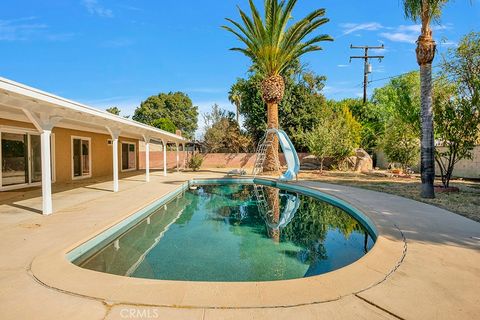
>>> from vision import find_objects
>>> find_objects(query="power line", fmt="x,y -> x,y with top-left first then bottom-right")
368,64 -> 442,84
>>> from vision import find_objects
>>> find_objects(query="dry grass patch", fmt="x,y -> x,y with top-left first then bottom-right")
299,170 -> 480,223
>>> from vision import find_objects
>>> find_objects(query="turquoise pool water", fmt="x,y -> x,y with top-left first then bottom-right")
75,183 -> 374,282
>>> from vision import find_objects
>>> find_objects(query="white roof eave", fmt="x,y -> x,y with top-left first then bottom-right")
0,77 -> 188,143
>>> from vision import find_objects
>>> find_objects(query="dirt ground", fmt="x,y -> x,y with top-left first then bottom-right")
298,170 -> 480,223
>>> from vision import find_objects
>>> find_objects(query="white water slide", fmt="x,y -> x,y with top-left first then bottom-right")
253,185 -> 301,230
252,129 -> 300,181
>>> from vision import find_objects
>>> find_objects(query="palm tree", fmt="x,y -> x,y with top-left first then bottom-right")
223,0 -> 332,172
228,82 -> 242,125
402,0 -> 448,198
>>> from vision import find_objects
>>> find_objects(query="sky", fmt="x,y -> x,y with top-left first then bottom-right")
1,0 -> 479,136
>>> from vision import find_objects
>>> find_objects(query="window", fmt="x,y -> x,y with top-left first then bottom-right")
121,142 -> 136,171
72,137 -> 91,179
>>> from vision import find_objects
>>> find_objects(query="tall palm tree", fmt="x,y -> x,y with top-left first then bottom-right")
403,0 -> 448,198
228,82 -> 242,125
223,0 -> 332,172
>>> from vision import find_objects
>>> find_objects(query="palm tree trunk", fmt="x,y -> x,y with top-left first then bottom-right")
419,63 -> 435,198
416,2 -> 436,199
264,102 -> 280,173
235,103 -> 240,125
264,186 -> 280,243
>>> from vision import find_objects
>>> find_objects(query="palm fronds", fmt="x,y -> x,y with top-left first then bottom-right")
402,0 -> 448,22
222,0 -> 332,76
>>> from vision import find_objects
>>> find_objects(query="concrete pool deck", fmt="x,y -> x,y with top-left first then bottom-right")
0,170 -> 479,319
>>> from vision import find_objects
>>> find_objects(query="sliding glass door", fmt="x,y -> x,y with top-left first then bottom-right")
72,137 -> 91,178
0,131 -> 53,189
121,142 -> 136,171
30,135 -> 42,183
1,132 -> 28,186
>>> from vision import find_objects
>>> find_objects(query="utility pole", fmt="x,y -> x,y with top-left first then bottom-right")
350,44 -> 385,104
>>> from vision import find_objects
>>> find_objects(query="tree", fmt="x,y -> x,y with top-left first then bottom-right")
301,105 -> 361,171
232,66 -> 328,150
133,92 -> 198,139
302,118 -> 332,172
433,32 -> 480,188
434,84 -> 479,187
223,0 -> 332,172
333,98 -> 387,152
334,105 -> 362,162
372,71 -> 421,134
106,106 -> 121,115
280,67 -> 328,150
382,117 -> 420,171
228,82 -> 242,125
152,118 -> 176,134
440,31 -> 480,108
203,104 -> 253,153
402,0 -> 448,198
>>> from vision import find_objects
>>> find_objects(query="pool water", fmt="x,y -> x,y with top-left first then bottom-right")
75,183 -> 374,282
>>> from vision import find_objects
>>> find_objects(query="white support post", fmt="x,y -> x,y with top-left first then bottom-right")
145,141 -> 150,182
183,143 -> 186,170
106,127 -> 121,192
112,137 -> 119,192
176,143 -> 179,172
22,110 -> 62,215
143,135 -> 151,182
162,140 -> 167,177
40,130 -> 53,215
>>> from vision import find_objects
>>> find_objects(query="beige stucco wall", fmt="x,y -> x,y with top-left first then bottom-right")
52,127 -> 139,183
376,147 -> 480,179
436,146 -> 480,180
0,119 -> 139,184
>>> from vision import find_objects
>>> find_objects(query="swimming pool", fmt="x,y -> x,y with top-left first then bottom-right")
71,179 -> 376,282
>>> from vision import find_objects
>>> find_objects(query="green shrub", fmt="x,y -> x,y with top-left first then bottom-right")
188,154 -> 203,171
302,106 -> 361,171
382,117 -> 419,171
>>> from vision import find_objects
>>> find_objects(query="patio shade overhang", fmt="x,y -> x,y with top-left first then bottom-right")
0,76 -> 189,215
0,77 -> 188,145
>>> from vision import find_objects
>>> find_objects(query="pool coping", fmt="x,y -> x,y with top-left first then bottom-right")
30,177 -> 406,309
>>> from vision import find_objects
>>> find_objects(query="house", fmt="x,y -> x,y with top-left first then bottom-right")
0,77 -> 187,215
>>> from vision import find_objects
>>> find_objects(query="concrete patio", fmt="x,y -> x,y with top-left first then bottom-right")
0,170 -> 479,319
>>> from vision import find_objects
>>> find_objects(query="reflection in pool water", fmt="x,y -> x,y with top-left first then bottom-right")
75,184 -> 374,282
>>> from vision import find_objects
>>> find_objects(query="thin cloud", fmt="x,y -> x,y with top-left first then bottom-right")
82,0 -> 114,18
339,22 -> 383,35
82,95 -> 140,116
118,4 -> 142,12
323,85 -> 362,96
339,22 -> 451,44
380,31 -> 418,44
337,64 -> 350,68
380,24 -> 451,44
0,17 -> 73,42
45,32 -> 76,42
372,64 -> 386,74
185,88 -> 225,94
440,40 -> 458,47
102,38 -> 134,48
0,17 -> 47,41
397,24 -> 421,33
371,47 -> 388,54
